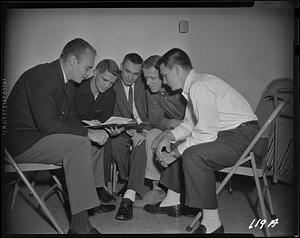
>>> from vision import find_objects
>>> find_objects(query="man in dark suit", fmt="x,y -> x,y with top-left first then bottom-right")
72,59 -> 122,212
5,38 -> 109,234
111,53 -> 149,184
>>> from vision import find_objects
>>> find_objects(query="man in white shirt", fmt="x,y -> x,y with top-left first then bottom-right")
143,48 -> 259,234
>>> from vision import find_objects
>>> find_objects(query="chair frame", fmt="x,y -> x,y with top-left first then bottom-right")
186,100 -> 286,237
4,148 -> 66,234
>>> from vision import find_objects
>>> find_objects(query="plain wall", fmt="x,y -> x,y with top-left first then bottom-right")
3,2 -> 294,109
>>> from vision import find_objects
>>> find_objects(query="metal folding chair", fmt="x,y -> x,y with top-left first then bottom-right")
186,100 -> 286,237
4,148 -> 66,234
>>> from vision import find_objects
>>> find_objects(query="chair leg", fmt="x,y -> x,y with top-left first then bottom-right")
111,163 -> 118,196
10,179 -> 20,211
186,210 -> 202,232
15,169 -> 65,234
228,179 -> 233,194
52,175 -> 65,204
250,153 -> 271,237
263,173 -> 276,219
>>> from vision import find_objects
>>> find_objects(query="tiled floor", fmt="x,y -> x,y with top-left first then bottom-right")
3,172 -> 297,236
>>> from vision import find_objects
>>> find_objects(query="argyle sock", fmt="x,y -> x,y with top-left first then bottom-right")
123,189 -> 136,202
201,209 -> 222,233
159,189 -> 180,207
70,210 -> 92,233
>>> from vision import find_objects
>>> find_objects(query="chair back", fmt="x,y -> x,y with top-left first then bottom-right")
236,101 -> 285,168
255,78 -> 293,137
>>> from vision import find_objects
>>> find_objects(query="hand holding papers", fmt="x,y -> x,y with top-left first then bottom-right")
82,116 -> 150,132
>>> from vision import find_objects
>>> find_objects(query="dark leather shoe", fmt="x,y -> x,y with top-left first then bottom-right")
193,224 -> 224,234
115,198 -> 133,221
182,206 -> 202,217
143,202 -> 182,217
97,187 -> 117,203
88,204 -> 116,216
68,227 -> 101,234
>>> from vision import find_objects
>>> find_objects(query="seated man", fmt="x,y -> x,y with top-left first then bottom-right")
5,38 -> 111,234
72,59 -> 122,213
114,55 -> 186,221
144,48 -> 259,234
111,53 -> 148,184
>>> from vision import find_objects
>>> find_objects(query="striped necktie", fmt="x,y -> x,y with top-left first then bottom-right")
128,85 -> 134,118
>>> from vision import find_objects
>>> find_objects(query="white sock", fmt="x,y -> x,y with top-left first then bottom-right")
201,209 -> 222,233
123,189 -> 136,202
159,189 -> 180,207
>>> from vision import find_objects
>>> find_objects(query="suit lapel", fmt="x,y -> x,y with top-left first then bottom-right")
116,80 -> 131,116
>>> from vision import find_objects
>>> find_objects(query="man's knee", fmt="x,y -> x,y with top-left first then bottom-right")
181,146 -> 207,171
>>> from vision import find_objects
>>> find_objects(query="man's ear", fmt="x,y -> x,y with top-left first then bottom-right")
93,68 -> 98,77
175,64 -> 181,74
69,55 -> 77,66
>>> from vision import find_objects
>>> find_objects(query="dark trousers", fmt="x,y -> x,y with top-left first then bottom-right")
13,134 -> 103,215
111,132 -> 132,180
160,124 -> 259,209
126,140 -> 149,197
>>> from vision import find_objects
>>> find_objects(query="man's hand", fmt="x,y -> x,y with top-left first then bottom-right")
155,131 -> 176,158
156,151 -> 177,168
131,132 -> 146,147
88,129 -> 109,145
151,131 -> 168,152
105,126 -> 125,137
125,129 -> 136,137
168,119 -> 182,129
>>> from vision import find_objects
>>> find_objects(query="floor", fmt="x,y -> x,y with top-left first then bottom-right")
2,171 -> 297,236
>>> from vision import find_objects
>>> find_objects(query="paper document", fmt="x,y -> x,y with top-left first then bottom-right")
82,116 -> 133,127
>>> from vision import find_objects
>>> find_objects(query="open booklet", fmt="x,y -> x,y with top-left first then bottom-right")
81,116 -> 150,131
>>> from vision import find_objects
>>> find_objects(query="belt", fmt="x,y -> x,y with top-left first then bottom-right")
237,120 -> 258,128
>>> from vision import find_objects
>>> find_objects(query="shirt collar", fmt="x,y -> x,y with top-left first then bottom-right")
182,69 -> 197,100
59,60 -> 68,84
121,80 -> 135,88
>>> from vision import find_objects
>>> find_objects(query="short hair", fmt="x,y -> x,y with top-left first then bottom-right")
95,59 -> 121,79
122,53 -> 143,65
60,38 -> 97,61
143,55 -> 161,71
157,48 -> 193,70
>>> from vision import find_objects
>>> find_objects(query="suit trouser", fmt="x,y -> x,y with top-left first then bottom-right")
123,129 -> 164,197
111,132 -> 132,180
14,133 -> 105,215
160,124 -> 259,209
145,129 -> 163,181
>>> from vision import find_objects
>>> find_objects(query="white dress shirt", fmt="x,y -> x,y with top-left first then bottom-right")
171,69 -> 257,154
122,81 -> 142,123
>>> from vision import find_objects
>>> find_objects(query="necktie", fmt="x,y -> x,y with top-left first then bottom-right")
128,85 -> 134,119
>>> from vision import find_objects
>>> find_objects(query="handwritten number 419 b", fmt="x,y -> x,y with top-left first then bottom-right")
248,218 -> 279,230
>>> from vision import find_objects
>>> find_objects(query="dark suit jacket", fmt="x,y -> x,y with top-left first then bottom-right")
113,77 -> 149,122
5,59 -> 87,157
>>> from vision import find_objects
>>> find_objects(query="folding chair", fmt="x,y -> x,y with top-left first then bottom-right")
186,100 -> 286,237
4,148 -> 66,234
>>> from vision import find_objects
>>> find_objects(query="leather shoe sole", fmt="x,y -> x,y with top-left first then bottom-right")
143,202 -> 182,217
194,224 -> 224,234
